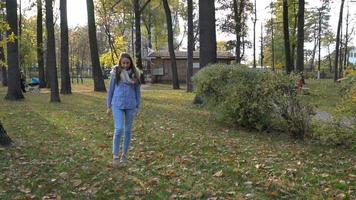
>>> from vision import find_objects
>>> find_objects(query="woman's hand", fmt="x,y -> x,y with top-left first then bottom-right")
106,108 -> 112,116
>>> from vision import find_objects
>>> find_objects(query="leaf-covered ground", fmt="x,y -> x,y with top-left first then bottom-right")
0,83 -> 355,199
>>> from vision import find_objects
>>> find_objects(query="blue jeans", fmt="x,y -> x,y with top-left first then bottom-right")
112,107 -> 136,156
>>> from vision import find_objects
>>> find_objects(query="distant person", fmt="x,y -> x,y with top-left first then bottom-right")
20,71 -> 26,93
29,77 -> 40,86
296,73 -> 306,92
106,52 -> 141,167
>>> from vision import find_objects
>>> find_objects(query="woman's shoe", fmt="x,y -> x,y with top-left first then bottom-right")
112,157 -> 120,167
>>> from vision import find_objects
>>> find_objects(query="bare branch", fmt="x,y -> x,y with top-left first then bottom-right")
140,0 -> 152,14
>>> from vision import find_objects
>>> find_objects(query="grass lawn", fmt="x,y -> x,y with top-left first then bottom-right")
300,79 -> 342,113
0,82 -> 355,199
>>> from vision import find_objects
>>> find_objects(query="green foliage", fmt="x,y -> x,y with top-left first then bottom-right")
312,76 -> 355,148
335,75 -> 356,124
99,36 -> 126,68
313,122 -> 355,150
192,64 -> 313,137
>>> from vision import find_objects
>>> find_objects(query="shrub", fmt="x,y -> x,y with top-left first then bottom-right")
192,64 -> 313,138
311,75 -> 355,148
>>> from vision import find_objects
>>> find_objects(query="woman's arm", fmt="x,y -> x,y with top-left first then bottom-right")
135,84 -> 141,109
107,75 -> 116,108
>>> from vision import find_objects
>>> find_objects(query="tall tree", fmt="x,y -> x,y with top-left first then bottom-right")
0,33 -> 7,86
86,0 -> 106,91
162,0 -> 179,89
296,0 -> 305,72
187,0 -> 193,92
199,0 -> 217,67
60,0 -> 71,94
5,0 -> 24,100
334,0 -> 345,81
260,22 -> 264,67
317,8 -> 322,79
193,0 -> 216,104
45,0 -> 60,102
37,0 -> 46,88
134,0 -> 152,84
253,0 -> 256,68
282,0 -> 292,73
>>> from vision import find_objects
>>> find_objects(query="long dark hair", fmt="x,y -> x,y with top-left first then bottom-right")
115,53 -> 141,85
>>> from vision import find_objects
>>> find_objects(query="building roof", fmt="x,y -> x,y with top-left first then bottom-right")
147,51 -> 235,60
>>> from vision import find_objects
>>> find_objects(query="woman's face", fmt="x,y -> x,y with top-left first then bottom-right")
121,57 -> 131,70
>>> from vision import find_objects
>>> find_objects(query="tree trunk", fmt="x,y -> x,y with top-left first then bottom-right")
0,33 -> 7,86
0,121 -> 12,146
317,9 -> 322,79
296,0 -> 305,72
282,0 -> 292,74
271,18 -> 275,71
194,0 -> 217,104
45,0 -> 60,102
291,2 -> 297,71
334,0 -> 345,81
187,0 -> 193,92
162,0 -> 179,89
339,26 -> 343,78
253,0 -> 256,68
199,0 -> 217,68
134,0 -> 144,83
309,34 -> 318,71
5,0 -> 24,100
86,0 -> 106,91
343,6 -> 349,72
60,0 -> 71,94
1,66 -> 7,87
328,45 -> 332,73
233,0 -> 244,64
260,22 -> 264,67
37,0 -> 46,88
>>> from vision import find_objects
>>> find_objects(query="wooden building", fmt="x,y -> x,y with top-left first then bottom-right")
147,51 -> 235,82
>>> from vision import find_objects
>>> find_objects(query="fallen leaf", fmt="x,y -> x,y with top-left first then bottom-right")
213,170 -> 224,177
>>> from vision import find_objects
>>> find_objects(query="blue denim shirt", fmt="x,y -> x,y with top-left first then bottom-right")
106,75 -> 141,110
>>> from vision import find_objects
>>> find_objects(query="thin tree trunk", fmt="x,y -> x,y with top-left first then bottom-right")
309,34 -> 318,71
86,0 -> 106,91
271,17 -> 275,71
342,6 -> 350,76
187,0 -> 193,92
131,15 -> 135,57
291,2 -> 297,71
253,0 -> 256,68
134,0 -> 144,83
282,0 -> 292,73
37,0 -> 46,88
162,0 -> 179,89
260,22 -> 264,67
60,0 -> 71,94
45,0 -> 60,102
0,33 -> 7,86
317,9 -> 322,79
296,0 -> 305,72
334,0 -> 345,81
5,0 -> 24,100
233,0 -> 243,64
339,25 -> 343,78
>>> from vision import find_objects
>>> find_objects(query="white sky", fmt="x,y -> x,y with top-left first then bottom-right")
23,0 -> 356,62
